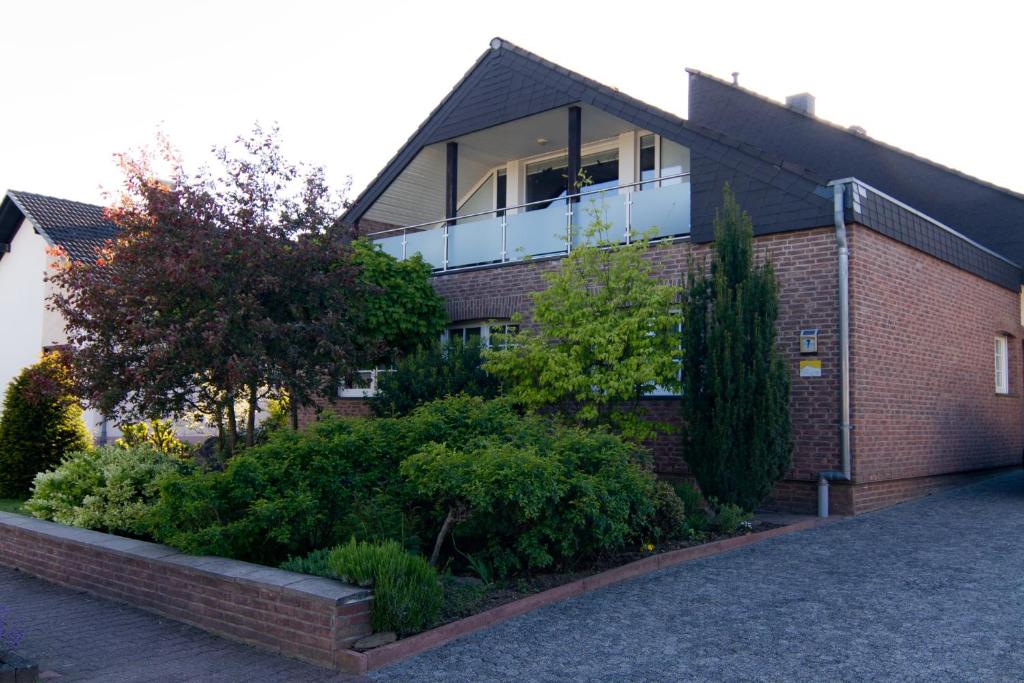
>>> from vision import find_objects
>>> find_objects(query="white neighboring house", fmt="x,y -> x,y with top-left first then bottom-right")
0,190 -> 214,445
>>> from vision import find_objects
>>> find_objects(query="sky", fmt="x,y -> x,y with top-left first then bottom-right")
2,0 -> 1023,208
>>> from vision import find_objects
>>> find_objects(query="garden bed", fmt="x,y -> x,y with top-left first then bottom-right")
440,520 -> 781,624
344,516 -> 828,673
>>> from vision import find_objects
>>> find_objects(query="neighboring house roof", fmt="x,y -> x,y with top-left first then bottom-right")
342,37 -> 834,242
0,190 -> 117,262
687,70 -> 1024,268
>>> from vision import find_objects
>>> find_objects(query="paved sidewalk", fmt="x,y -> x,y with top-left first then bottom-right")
373,471 -> 1024,681
0,567 -> 357,682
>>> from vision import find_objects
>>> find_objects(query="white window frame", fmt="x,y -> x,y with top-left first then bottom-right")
995,335 -> 1009,395
338,368 -> 390,399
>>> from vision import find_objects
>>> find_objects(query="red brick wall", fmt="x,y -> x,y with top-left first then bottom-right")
847,223 -> 1024,511
0,514 -> 373,672
298,398 -> 374,428
431,230 -> 843,502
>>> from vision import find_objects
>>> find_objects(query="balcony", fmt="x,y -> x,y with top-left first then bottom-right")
368,173 -> 690,272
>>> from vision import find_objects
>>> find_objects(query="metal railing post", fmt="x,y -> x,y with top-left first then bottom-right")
500,214 -> 508,262
566,201 -> 573,254
442,222 -> 449,271
624,190 -> 633,245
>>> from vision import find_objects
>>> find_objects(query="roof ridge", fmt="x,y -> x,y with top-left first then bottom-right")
7,189 -> 105,211
686,69 -> 1024,203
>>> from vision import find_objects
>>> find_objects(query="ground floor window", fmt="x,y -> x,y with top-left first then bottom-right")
338,369 -> 389,398
995,335 -> 1009,394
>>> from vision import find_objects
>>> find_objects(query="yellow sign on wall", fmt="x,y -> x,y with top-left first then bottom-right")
799,359 -> 822,378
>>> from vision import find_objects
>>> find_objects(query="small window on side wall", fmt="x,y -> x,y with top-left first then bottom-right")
995,336 -> 1009,394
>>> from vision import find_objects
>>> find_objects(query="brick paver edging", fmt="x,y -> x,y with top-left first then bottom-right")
0,512 -> 372,673
344,516 -> 837,674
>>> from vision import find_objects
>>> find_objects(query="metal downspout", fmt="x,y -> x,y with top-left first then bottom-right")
818,182 -> 852,517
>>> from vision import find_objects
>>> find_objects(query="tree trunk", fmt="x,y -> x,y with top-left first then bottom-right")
289,389 -> 300,430
215,406 -> 226,461
225,394 -> 238,457
246,383 -> 258,447
429,507 -> 457,567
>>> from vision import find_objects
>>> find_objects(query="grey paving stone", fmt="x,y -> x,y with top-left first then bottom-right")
372,471 -> 1024,682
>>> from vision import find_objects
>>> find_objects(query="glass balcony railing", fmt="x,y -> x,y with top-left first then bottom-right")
367,173 -> 690,272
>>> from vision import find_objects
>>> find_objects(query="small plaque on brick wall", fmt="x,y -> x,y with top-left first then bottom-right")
799,328 -> 818,354
799,359 -> 822,377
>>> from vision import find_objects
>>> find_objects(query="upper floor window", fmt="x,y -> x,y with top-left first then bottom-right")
640,134 -> 690,190
443,320 -> 518,348
995,336 -> 1009,394
525,147 -> 619,211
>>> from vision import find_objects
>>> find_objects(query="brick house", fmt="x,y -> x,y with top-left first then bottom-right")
339,38 -> 1024,515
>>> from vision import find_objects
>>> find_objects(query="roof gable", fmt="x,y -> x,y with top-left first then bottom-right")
687,71 -> 1024,265
0,191 -> 118,263
344,39 -> 832,239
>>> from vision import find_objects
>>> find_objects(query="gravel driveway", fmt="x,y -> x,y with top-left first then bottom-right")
373,470 -> 1024,682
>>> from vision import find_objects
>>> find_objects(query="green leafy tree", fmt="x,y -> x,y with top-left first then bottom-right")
484,210 -> 680,441
0,352 -> 92,497
351,240 -> 447,368
680,185 -> 791,511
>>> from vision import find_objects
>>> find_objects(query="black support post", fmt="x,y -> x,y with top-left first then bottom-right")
567,106 -> 582,203
445,141 -> 458,225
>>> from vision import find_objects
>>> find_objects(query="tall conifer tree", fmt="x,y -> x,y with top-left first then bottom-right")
681,185 -> 791,511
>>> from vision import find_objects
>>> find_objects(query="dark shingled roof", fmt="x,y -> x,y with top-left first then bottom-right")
0,190 -> 118,262
687,70 -> 1024,267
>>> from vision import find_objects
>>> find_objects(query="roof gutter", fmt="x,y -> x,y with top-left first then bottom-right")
817,181 -> 852,517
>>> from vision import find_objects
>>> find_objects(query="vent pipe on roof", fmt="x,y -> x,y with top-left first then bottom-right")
785,92 -> 816,116
731,72 -> 739,86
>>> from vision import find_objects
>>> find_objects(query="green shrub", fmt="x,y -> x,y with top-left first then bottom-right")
0,353 -> 92,498
672,480 -> 704,513
672,482 -> 710,541
149,394 -> 667,576
147,395 -> 520,565
648,480 -> 686,541
116,419 -> 190,459
401,415 -> 660,577
712,500 -> 752,535
372,340 -> 501,417
328,538 -> 442,635
280,547 -> 333,576
26,445 -> 183,536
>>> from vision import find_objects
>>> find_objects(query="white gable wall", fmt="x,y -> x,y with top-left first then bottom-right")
0,218 -> 48,400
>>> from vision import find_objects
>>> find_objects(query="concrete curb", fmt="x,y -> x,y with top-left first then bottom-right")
344,515 -> 840,674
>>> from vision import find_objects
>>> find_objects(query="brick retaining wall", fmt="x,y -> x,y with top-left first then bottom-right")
0,513 -> 372,672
